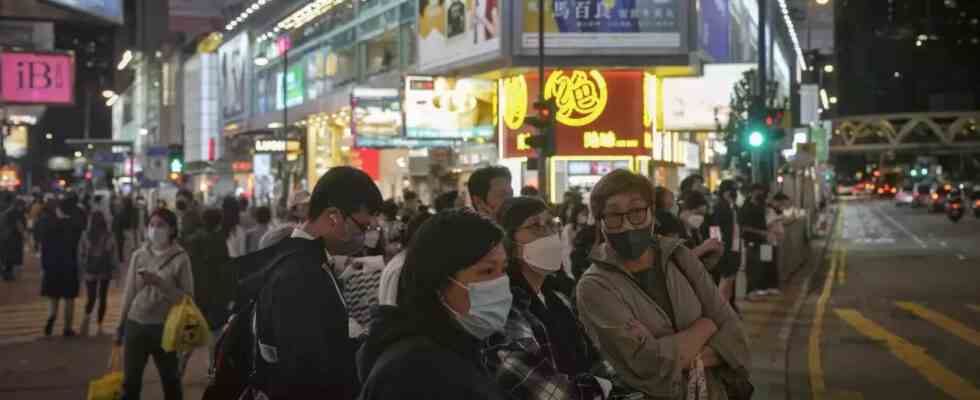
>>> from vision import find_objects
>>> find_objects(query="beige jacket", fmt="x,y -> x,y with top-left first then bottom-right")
576,237 -> 750,399
120,244 -> 194,325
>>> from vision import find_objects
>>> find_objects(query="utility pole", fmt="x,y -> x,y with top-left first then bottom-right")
537,0 -> 548,201
754,0 -> 769,185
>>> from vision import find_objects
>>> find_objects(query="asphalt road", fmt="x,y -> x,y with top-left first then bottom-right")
788,198 -> 980,400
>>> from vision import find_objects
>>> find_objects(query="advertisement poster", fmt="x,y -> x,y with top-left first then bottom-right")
661,63 -> 754,131
418,0 -> 501,73
404,76 -> 496,139
521,0 -> 686,51
701,0 -> 730,62
220,33 -> 249,120
501,69 -> 647,158
275,64 -> 305,110
352,88 -> 403,147
0,51 -> 74,105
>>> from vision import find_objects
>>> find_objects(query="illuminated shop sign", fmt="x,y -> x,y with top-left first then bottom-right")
404,76 -> 496,140
0,51 -> 75,105
502,69 -> 647,158
254,139 -> 301,153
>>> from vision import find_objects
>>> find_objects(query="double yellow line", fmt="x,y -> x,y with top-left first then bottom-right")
809,209 -> 845,399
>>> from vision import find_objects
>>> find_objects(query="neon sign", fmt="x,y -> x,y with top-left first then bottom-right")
544,70 -> 608,127
583,131 -> 655,150
517,132 -> 532,151
503,75 -> 528,130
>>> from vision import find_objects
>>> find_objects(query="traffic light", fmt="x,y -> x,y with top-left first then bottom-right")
525,99 -> 557,157
168,145 -> 184,175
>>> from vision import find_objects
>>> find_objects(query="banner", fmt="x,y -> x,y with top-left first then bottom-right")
661,63 -> 754,131
701,0 -> 730,62
0,51 -> 74,105
521,0 -> 688,52
418,0 -> 502,73
219,33 -> 249,120
404,76 -> 496,139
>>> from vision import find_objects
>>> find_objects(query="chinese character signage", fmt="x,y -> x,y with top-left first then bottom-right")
418,0 -> 502,73
404,76 -> 496,139
0,51 -> 74,105
520,0 -> 688,54
502,69 -> 648,158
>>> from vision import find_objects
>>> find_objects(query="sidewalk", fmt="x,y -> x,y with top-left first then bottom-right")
738,207 -> 836,400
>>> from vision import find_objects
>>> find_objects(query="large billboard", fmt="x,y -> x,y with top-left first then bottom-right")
519,0 -> 689,54
661,63 -> 754,131
501,69 -> 650,158
44,0 -> 124,25
418,0 -> 502,73
404,76 -> 496,140
701,0 -> 730,62
0,51 -> 74,105
219,33 -> 249,121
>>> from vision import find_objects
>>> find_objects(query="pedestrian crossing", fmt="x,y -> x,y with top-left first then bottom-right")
0,287 -> 125,344
831,302 -> 980,400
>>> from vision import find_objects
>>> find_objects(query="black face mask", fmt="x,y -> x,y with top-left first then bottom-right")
605,227 -> 655,260
176,200 -> 188,211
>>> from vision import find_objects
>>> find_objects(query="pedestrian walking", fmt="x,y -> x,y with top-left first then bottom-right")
486,196 -> 617,399
37,195 -> 87,337
77,210 -> 119,337
244,206 -> 272,254
184,208 -> 233,374
576,170 -> 751,399
1,198 -> 28,281
467,165 -> 514,217
116,208 -> 193,400
357,209 -> 509,400
175,189 -> 203,241
243,166 -> 382,399
112,197 -> 136,262
740,184 -> 775,301
258,190 -> 309,250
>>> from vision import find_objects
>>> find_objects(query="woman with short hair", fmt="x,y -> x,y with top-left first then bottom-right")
576,170 -> 750,400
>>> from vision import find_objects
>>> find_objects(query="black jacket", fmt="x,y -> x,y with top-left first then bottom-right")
357,306 -> 506,400
242,237 -> 357,399
709,199 -> 740,278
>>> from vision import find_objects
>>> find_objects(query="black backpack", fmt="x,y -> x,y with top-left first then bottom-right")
202,246 -> 302,400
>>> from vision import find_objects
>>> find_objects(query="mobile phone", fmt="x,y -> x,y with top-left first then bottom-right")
709,226 -> 722,241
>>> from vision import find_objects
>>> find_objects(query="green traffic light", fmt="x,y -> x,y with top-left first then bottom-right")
748,130 -> 765,147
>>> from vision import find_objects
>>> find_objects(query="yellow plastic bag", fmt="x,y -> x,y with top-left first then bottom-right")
87,345 -> 123,400
162,295 -> 211,352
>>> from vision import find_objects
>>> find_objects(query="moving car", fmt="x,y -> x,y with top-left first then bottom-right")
895,184 -> 916,206
913,182 -> 932,208
929,183 -> 953,213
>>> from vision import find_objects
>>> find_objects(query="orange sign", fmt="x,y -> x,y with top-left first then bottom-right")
502,70 -> 646,158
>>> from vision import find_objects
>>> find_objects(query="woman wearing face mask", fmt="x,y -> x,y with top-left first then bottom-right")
677,191 -> 724,270
576,170 -> 750,400
358,209 -> 509,400
485,197 -> 618,400
116,208 -> 194,400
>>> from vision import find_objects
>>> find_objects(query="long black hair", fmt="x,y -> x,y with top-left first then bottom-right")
397,209 -> 504,328
86,210 -> 110,243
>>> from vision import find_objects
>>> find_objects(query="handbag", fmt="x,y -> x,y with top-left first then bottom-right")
87,345 -> 123,400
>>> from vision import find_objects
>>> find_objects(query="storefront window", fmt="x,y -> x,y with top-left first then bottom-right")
400,23 -> 416,66
328,46 -> 357,84
364,29 -> 398,76
360,0 -> 380,14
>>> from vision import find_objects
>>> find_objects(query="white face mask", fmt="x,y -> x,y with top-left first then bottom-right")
521,233 -> 564,273
685,214 -> 705,229
147,227 -> 170,247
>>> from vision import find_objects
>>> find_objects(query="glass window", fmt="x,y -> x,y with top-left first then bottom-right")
364,29 -> 398,76
360,0 -> 380,14
399,1 -> 415,23
327,46 -> 357,84
399,23 -> 417,66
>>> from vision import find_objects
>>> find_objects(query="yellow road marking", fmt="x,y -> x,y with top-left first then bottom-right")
896,302 -> 980,348
810,208 -> 845,400
836,250 -> 847,285
968,305 -> 980,313
834,308 -> 980,400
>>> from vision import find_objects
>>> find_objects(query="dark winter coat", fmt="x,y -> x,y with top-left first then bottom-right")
186,228 -> 234,329
709,199 -> 740,279
0,207 -> 26,267
245,236 -> 358,399
38,208 -> 86,298
357,305 -> 507,400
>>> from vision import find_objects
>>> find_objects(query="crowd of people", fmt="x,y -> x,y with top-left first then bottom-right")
0,163 -> 802,400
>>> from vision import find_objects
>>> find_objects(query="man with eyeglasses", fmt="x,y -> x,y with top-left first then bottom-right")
242,166 -> 383,399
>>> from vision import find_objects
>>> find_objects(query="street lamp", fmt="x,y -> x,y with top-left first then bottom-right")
254,56 -> 269,66
101,90 -> 116,98
74,151 -> 82,158
816,0 -> 829,4
823,64 -> 834,73
45,132 -> 53,140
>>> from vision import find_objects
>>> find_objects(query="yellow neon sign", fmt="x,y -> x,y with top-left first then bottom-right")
545,70 -> 608,127
516,132 -> 532,151
503,75 -> 528,130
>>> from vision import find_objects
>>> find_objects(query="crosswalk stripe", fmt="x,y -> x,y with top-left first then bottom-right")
834,308 -> 980,400
895,302 -> 980,348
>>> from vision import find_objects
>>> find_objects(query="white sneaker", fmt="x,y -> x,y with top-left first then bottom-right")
766,288 -> 783,296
